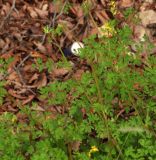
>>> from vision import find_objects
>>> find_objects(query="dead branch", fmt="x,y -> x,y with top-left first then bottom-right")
0,0 -> 16,30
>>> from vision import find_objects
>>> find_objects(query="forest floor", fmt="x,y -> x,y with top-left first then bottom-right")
0,0 -> 156,159
0,0 -> 155,117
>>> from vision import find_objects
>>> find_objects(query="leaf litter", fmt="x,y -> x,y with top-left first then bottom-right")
0,0 -> 156,123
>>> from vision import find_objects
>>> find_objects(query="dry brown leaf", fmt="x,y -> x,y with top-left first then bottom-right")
18,88 -> 28,94
28,73 -> 39,84
0,39 -> 5,49
35,73 -> 47,89
12,10 -> 25,18
42,3 -> 48,11
7,55 -> 21,71
73,69 -> 84,81
70,141 -> 81,152
99,10 -> 110,21
70,5 -> 84,25
0,50 -> 13,59
31,53 -> 47,63
45,43 -> 53,53
16,113 -> 28,123
0,37 -> 10,53
134,25 -> 146,41
12,32 -> 23,42
100,0 -> 106,7
49,1 -> 62,14
31,105 -> 45,111
33,42 -> 47,54
7,105 -> 18,112
27,6 -> 38,18
89,28 -> 98,36
34,8 -> 48,19
53,68 -> 70,78
6,81 -> 22,89
139,10 -> 156,27
8,89 -> 26,99
95,11 -> 108,24
119,0 -> 134,8
22,95 -> 35,105
58,20 -> 75,40
1,3 -> 11,15
7,71 -> 20,82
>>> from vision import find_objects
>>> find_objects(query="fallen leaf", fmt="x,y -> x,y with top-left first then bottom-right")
119,0 -> 134,8
27,6 -> 38,18
35,73 -> 47,89
34,8 -> 48,19
70,4 -> 84,25
1,2 -> 11,15
23,63 -> 34,72
134,25 -> 146,42
28,73 -> 39,84
58,20 -> 75,40
73,69 -> 84,81
31,105 -> 45,111
7,71 -> 20,82
33,42 -> 47,54
8,89 -> 26,99
53,68 -> 70,78
30,52 -> 46,61
22,95 -> 35,105
70,141 -> 81,152
8,55 -> 21,72
16,113 -> 28,123
139,10 -> 156,27
49,1 -> 62,14
42,3 -> 48,11
0,39 -> 5,48
12,32 -> 23,42
95,8 -> 109,24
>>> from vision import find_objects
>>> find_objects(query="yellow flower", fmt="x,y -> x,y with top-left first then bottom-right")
88,146 -> 99,157
91,146 -> 99,152
98,22 -> 116,38
11,115 -> 17,123
110,0 -> 117,16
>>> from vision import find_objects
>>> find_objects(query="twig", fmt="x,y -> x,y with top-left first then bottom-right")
55,0 -> 67,21
13,66 -> 26,85
0,0 -> 16,29
14,54 -> 36,95
0,54 -> 31,81
52,12 -> 57,28
13,65 -> 36,95
17,54 -> 31,68
62,21 -> 80,43
41,0 -> 67,44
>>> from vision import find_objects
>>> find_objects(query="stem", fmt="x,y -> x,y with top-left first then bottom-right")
89,12 -> 99,33
89,61 -> 103,104
89,61 -> 124,158
67,143 -> 73,160
51,37 -> 68,63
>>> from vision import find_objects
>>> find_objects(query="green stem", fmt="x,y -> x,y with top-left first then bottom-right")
89,61 -> 103,104
67,143 -> 73,160
89,60 -> 124,158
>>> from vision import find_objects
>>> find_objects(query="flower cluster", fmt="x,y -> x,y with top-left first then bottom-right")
98,22 -> 116,38
110,0 -> 117,16
88,146 -> 99,157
